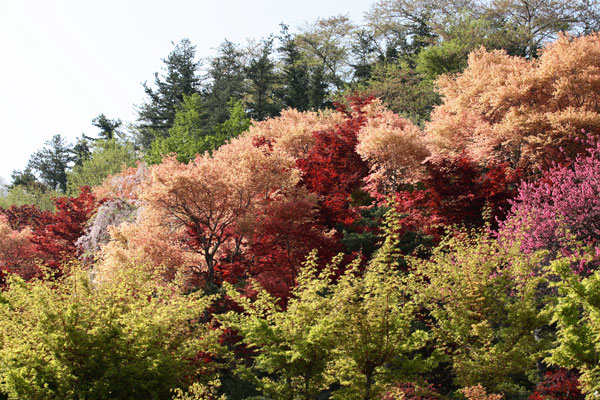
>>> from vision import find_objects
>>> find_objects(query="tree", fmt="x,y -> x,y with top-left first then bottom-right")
356,101 -> 430,194
244,37 -> 281,120
548,255 -> 600,398
205,40 -> 246,128
0,215 -> 40,282
498,135 -> 600,268
136,39 -> 202,148
357,62 -> 439,125
71,135 -> 92,167
529,369 -> 584,400
297,15 -> 356,92
325,214 -> 434,400
485,0 -> 596,58
222,210 -> 433,400
91,113 -> 122,140
364,0 -> 469,62
212,99 -> 252,146
28,187 -> 98,270
0,184 -> 58,211
0,264 -> 223,399
297,96 -> 372,228
67,138 -> 138,194
277,24 -> 311,111
27,134 -> 75,193
146,93 -> 208,164
426,33 -> 600,170
409,230 -> 551,397
140,131 -> 300,286
221,253 -> 340,399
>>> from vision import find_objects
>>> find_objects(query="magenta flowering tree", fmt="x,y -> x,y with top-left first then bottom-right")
499,135 -> 600,272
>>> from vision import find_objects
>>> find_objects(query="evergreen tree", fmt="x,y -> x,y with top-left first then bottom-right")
244,37 -> 281,120
27,134 -> 74,193
277,24 -> 311,111
71,136 -> 92,167
136,38 -> 202,148
91,113 -> 122,140
205,40 -> 246,128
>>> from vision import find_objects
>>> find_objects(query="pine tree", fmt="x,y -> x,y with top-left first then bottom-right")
136,38 -> 202,148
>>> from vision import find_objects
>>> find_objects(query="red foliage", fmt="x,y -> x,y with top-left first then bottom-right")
393,155 -> 521,241
31,187 -> 98,269
1,204 -> 49,232
529,370 -> 584,400
297,95 -> 373,228
215,190 -> 339,301
2,187 -> 98,272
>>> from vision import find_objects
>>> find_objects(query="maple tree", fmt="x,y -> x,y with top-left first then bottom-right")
297,95 -> 373,228
529,369 -> 584,400
356,100 -> 430,195
409,230 -> 551,398
0,215 -> 40,282
0,187 -> 97,272
139,131 -> 303,286
426,33 -> 600,171
0,264 -> 223,399
548,255 -> 600,398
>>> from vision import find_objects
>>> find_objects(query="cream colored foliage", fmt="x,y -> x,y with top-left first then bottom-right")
96,207 -> 202,288
426,34 -> 600,168
246,108 -> 343,159
357,99 -> 430,191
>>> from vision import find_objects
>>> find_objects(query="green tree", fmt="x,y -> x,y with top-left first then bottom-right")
136,39 -> 202,148
0,184 -> 58,211
222,253 -> 340,399
146,93 -> 207,164
0,264 -> 223,400
277,24 -> 311,111
205,40 -> 246,128
326,211 -> 433,400
297,15 -> 355,92
212,99 -> 251,146
409,230 -> 552,398
3,167 -> 57,210
548,253 -> 600,398
245,37 -> 281,120
67,138 -> 138,193
485,0 -> 596,58
359,61 -> 439,125
27,134 -> 74,193
91,113 -> 122,140
222,210 -> 433,400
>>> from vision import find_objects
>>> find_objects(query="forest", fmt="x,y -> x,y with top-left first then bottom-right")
1,0 -> 600,399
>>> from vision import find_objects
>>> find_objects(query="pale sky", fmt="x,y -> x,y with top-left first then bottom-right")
0,0 -> 371,183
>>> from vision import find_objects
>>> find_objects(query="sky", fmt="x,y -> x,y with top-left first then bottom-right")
0,0 -> 371,184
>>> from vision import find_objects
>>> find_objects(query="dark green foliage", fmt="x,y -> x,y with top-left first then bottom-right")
136,38 -> 202,148
91,113 -> 122,140
245,37 -> 281,120
205,40 -> 246,127
27,134 -> 74,192
277,24 -> 311,111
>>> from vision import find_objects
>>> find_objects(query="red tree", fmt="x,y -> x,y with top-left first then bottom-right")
2,187 -> 98,271
529,370 -> 584,400
297,95 -> 373,228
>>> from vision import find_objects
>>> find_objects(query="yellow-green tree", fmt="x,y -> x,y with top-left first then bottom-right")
0,264 -> 223,399
222,209 -> 434,400
409,230 -> 551,398
548,254 -> 600,399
